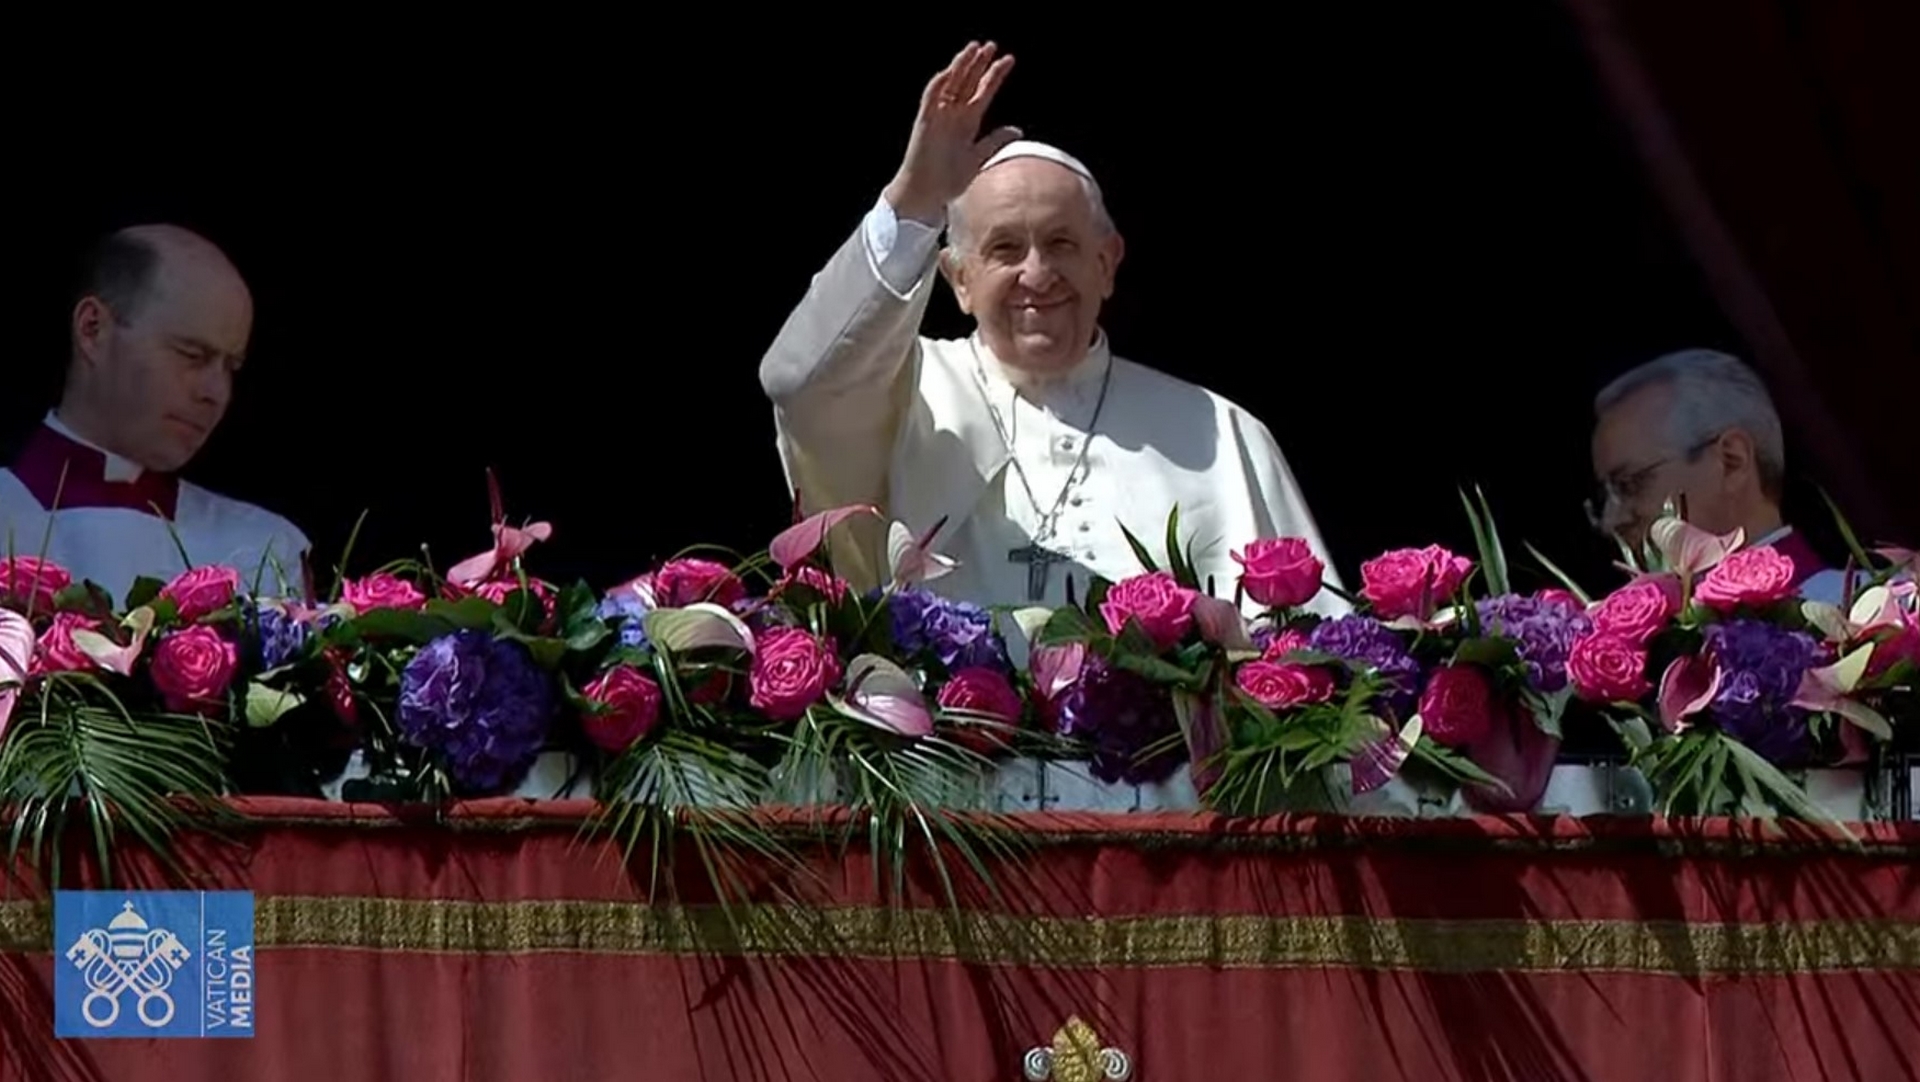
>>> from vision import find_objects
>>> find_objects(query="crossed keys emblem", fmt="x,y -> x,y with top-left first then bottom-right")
64,900 -> 193,1028
1023,1016 -> 1132,1081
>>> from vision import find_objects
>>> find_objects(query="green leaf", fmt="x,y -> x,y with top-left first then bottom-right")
566,622 -> 611,652
424,596 -> 498,630
1723,736 -> 1854,838
1036,606 -> 1102,645
1459,486 -> 1510,596
1165,506 -> 1199,590
124,576 -> 165,611
1110,651 -> 1202,687
1410,738 -> 1507,792
350,607 -> 456,642
1524,686 -> 1573,739
244,683 -> 305,728
1084,575 -> 1114,614
1451,637 -> 1518,669
1523,540 -> 1594,605
1816,485 -> 1879,580
1118,520 -> 1160,574
52,581 -> 118,619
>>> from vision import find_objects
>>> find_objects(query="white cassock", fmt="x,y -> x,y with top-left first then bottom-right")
0,412 -> 310,603
758,142 -> 1347,625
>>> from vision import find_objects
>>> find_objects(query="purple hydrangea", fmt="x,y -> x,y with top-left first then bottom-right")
888,589 -> 1010,673
1701,619 -> 1826,765
251,601 -> 309,670
595,592 -> 652,650
398,630 -> 555,792
1474,594 -> 1593,693
1308,615 -> 1421,711
1052,658 -> 1184,785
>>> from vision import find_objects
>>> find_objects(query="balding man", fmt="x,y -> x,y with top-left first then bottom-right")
1589,348 -> 1846,604
0,224 -> 309,602
760,42 -> 1342,615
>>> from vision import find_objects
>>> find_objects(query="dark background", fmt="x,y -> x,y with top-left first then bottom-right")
6,7 -> 1802,598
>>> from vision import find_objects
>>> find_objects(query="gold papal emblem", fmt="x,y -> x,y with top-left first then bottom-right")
1023,1016 -> 1132,1081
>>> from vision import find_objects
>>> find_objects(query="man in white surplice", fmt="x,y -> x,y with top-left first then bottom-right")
759,42 -> 1345,619
0,224 -> 309,601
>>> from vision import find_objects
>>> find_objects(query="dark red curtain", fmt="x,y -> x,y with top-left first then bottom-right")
1566,0 -> 1920,546
4,800 -> 1918,1081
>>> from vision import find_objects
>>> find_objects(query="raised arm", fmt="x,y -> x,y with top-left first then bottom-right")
758,42 -> 1022,523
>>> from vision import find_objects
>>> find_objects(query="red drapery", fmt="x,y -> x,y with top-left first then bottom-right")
3,799 -> 1918,1081
1565,0 -> 1920,545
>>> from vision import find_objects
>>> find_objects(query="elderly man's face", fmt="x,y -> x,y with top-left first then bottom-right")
943,158 -> 1123,375
1589,382 -> 1738,545
78,246 -> 252,472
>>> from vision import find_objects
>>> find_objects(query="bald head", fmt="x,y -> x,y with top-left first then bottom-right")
63,224 -> 253,472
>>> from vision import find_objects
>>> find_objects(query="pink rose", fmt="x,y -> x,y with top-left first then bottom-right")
1417,665 -> 1497,746
1567,633 -> 1651,703
776,565 -> 849,604
0,556 -> 71,613
1360,545 -> 1474,620
1262,628 -> 1313,660
651,559 -> 747,608
748,627 -> 841,721
581,665 -> 663,753
1534,588 -> 1585,612
1235,659 -> 1336,710
1589,579 -> 1678,644
1695,547 -> 1796,612
473,576 -> 558,627
1232,538 -> 1325,609
343,572 -> 427,613
936,666 -> 1025,753
1099,571 -> 1199,650
149,625 -> 238,714
158,564 -> 240,623
31,611 -> 101,675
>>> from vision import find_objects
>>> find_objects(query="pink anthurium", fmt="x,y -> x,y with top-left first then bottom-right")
832,654 -> 934,737
1190,595 -> 1259,659
69,606 -> 156,677
1029,641 -> 1086,702
769,504 -> 881,571
1650,516 -> 1744,578
887,517 -> 958,588
1801,583 -> 1913,646
642,603 -> 755,656
0,609 -> 35,741
1351,714 -> 1422,795
1792,644 -> 1892,742
447,469 -> 552,586
1875,546 -> 1919,578
1656,654 -> 1721,733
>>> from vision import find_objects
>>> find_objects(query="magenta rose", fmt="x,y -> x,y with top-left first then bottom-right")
777,565 -> 850,604
149,625 -> 238,714
581,665 -> 663,753
158,564 -> 240,623
0,556 -> 71,613
1099,571 -> 1199,650
937,666 -> 1025,753
1535,587 -> 1585,611
1589,579 -> 1678,644
1417,665 -> 1497,746
748,627 -> 841,721
652,558 -> 747,608
1232,538 -> 1325,609
32,611 -> 102,676
1235,659 -> 1336,710
1360,545 -> 1474,620
1694,547 -> 1796,612
1567,633 -> 1651,703
343,572 -> 427,613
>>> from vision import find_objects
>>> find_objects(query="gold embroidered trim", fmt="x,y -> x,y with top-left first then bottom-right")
4,897 -> 1915,975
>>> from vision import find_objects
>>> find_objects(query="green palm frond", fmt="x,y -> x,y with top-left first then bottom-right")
1,673 -> 232,890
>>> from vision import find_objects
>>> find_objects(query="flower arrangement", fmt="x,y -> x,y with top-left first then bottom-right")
4,479 -> 1916,889
1563,514 -> 1918,819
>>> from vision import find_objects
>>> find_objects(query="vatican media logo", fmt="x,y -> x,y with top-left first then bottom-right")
53,891 -> 256,1039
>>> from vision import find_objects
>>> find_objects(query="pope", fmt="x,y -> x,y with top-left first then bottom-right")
759,42 -> 1345,613
0,224 -> 310,601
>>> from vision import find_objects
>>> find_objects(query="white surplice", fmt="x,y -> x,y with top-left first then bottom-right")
759,195 -> 1348,621
0,412 -> 310,603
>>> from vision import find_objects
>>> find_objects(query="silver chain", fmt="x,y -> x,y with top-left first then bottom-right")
969,340 -> 1113,544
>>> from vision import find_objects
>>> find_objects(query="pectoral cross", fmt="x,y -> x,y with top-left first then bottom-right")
1009,542 -> 1072,602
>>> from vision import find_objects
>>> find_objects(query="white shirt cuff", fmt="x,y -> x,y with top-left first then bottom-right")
861,195 -> 942,298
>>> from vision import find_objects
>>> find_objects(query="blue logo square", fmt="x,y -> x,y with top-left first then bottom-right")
53,891 -> 256,1039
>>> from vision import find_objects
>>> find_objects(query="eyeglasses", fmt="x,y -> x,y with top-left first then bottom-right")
1584,430 -> 1725,534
